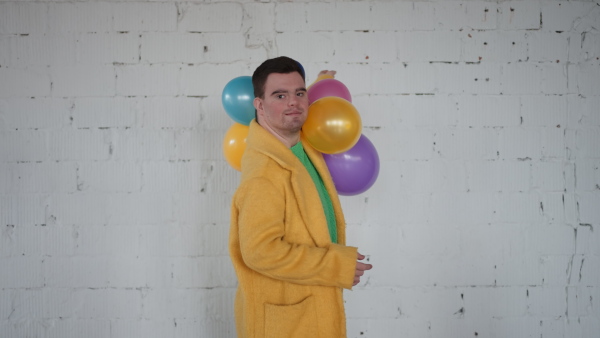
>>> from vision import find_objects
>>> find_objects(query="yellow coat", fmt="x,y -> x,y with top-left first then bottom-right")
229,120 -> 358,338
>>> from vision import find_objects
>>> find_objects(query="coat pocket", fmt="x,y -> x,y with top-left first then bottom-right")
264,295 -> 318,338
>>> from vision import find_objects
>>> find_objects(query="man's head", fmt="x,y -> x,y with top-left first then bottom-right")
252,56 -> 305,99
252,57 -> 308,147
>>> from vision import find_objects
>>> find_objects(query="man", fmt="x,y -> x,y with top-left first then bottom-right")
229,56 -> 372,338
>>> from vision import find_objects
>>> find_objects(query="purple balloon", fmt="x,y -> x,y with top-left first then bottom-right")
324,134 -> 380,196
308,79 -> 352,105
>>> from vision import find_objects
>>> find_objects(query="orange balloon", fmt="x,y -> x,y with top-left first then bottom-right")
223,123 -> 249,171
303,97 -> 362,154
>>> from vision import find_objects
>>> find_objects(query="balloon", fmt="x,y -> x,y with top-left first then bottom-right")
307,73 -> 335,90
308,78 -> 352,105
303,97 -> 362,154
222,123 -> 249,171
323,134 -> 380,196
296,61 -> 305,78
222,76 -> 254,125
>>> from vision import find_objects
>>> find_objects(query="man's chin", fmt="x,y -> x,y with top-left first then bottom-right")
287,120 -> 305,132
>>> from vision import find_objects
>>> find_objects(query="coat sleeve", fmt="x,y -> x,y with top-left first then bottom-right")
235,176 -> 358,289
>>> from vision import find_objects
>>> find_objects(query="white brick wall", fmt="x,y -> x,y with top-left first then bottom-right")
0,1 -> 598,337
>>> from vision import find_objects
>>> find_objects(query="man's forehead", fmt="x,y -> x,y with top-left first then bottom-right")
265,72 -> 305,87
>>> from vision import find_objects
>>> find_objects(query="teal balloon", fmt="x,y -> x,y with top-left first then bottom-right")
222,76 -> 254,125
296,61 -> 305,78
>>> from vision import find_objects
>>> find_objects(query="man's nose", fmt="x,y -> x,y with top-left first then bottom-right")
288,95 -> 297,106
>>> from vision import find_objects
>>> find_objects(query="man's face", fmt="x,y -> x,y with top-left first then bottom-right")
254,72 -> 308,140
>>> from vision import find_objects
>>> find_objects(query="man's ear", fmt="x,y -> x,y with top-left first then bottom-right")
253,97 -> 262,115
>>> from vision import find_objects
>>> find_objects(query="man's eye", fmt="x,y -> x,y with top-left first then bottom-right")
277,94 -> 285,99
297,92 -> 305,97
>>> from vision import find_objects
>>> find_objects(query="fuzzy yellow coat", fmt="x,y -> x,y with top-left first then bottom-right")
229,120 -> 358,338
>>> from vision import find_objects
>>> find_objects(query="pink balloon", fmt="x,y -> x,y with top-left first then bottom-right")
308,79 -> 352,105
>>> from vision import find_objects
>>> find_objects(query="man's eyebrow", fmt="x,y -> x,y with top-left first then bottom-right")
270,89 -> 287,96
269,88 -> 307,96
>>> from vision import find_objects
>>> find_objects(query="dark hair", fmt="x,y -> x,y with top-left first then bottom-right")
252,56 -> 305,99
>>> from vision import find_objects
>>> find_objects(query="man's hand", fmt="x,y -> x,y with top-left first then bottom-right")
318,70 -> 337,78
308,70 -> 337,89
353,252 -> 373,286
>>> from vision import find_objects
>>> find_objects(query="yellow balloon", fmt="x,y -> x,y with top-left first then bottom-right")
223,123 -> 249,171
303,97 -> 362,154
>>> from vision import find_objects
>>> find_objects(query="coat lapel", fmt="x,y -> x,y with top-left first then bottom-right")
288,157 -> 332,247
246,121 -> 333,247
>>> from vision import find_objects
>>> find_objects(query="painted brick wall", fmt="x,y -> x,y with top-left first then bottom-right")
0,1 -> 598,337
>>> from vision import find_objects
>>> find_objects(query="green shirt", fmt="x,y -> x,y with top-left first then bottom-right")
291,142 -> 337,243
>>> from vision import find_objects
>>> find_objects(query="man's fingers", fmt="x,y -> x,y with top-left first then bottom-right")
356,262 -> 373,272
354,252 -> 372,287
318,70 -> 337,76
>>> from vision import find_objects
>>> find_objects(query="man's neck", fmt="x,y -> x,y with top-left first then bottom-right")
257,121 -> 300,148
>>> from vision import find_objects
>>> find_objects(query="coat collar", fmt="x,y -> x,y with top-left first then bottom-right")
245,120 -> 301,171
